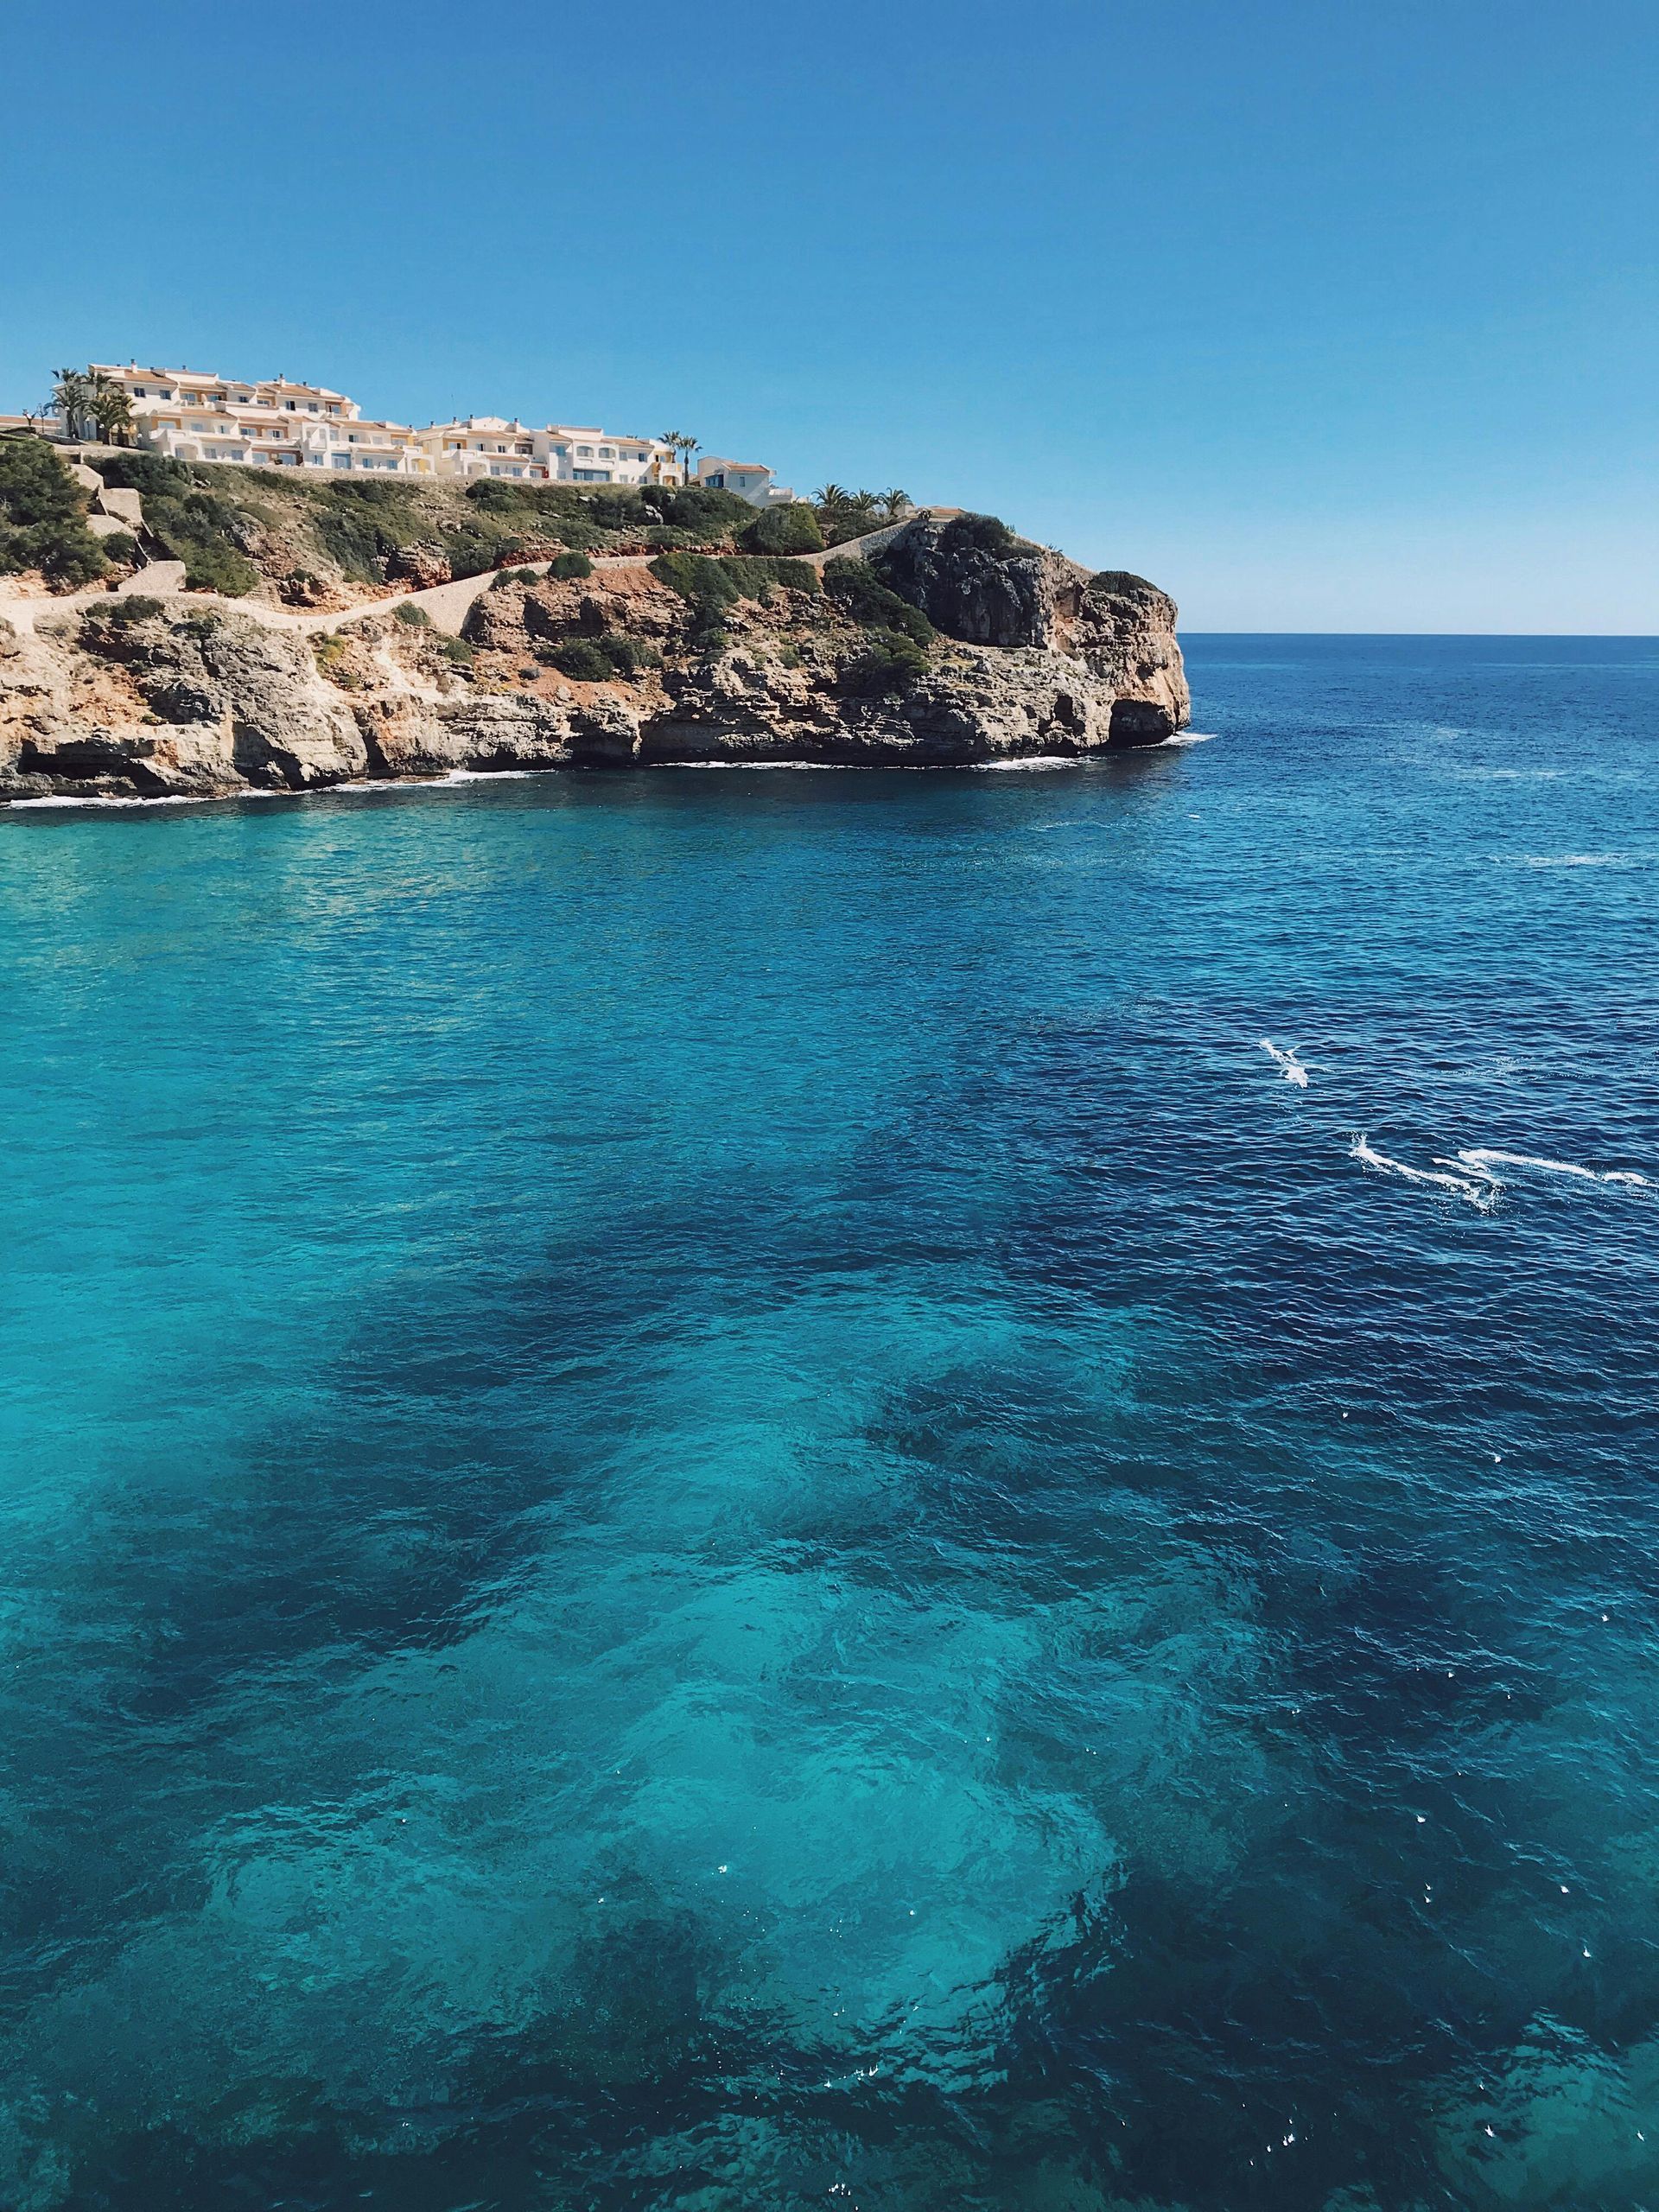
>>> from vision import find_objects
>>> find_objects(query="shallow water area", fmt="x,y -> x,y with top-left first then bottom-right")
2,635 -> 1657,2210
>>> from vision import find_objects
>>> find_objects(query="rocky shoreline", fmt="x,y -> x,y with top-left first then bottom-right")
0,512 -> 1189,804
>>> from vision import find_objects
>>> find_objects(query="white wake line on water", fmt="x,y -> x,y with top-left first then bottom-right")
1351,1136 -> 1496,1209
1260,1039 -> 1309,1087
1163,731 -> 1217,746
1453,1147 -> 1649,1189
1503,852 -> 1641,869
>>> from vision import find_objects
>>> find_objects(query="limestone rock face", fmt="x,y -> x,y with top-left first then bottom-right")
359,690 -> 642,779
639,642 -> 1123,766
108,610 -> 368,787
874,516 -> 1190,741
385,543 -> 453,590
0,607 -> 366,800
0,520 -> 1191,802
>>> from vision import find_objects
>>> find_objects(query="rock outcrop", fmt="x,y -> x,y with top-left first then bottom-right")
873,515 -> 1190,741
0,514 -> 1190,803
2,606 -> 366,798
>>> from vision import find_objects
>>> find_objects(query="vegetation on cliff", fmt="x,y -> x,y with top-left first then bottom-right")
65,455 -> 763,604
0,437 -> 110,588
2,502 -> 1190,802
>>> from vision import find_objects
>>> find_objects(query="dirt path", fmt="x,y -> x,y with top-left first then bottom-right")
0,505 -> 958,641
0,552 -> 657,640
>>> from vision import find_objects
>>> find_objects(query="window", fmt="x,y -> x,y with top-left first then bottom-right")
599,447 -> 614,459
575,445 -> 593,457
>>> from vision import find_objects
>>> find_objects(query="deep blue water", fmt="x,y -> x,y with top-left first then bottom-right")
3,636 -> 1658,2212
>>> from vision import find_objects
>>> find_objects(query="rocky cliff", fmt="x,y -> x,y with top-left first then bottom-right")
0,512 -> 1189,803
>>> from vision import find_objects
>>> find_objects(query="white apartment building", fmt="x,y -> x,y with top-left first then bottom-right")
66,365 -> 791,499
543,425 -> 682,486
414,418 -> 683,486
88,364 -> 430,474
694,455 -> 797,508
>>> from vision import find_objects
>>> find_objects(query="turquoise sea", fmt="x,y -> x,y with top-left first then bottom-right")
3,636 -> 1657,2211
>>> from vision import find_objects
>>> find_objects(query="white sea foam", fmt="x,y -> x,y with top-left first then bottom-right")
1455,1147 -> 1649,1189
1260,1039 -> 1309,1087
1351,1135 -> 1496,1208
7,789 -> 289,810
1516,852 -> 1633,868
976,755 -> 1082,771
1164,731 -> 1217,746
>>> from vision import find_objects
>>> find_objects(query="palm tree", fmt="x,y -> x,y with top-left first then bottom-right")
660,430 -> 700,485
87,372 -> 133,447
815,483 -> 850,512
54,368 -> 93,440
848,489 -> 880,520
877,488 -> 913,521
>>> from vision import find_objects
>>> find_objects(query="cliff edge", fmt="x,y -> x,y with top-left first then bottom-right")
0,502 -> 1189,802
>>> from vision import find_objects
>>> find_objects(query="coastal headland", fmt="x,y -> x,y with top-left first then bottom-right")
0,442 -> 1188,802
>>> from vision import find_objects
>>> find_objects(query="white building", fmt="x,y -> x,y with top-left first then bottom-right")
694,455 -> 797,507
88,364 -> 430,475
541,425 -> 683,486
413,418 -> 684,486
63,365 -> 788,499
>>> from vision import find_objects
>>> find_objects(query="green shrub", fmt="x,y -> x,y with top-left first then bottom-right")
549,638 -> 612,682
180,543 -> 257,595
823,558 -> 935,645
141,483 -> 258,594
394,601 -> 432,626
597,633 -> 658,677
740,503 -> 823,555
467,478 -> 537,515
99,530 -> 139,564
841,629 -> 930,695
940,512 -> 1018,558
491,565 -> 540,588
90,451 -> 193,499
0,436 -> 111,588
640,485 -> 753,541
581,486 -> 650,533
99,594 -> 164,626
649,550 -> 821,618
550,549 -> 594,579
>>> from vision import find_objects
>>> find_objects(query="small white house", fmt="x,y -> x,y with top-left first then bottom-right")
694,456 -> 797,508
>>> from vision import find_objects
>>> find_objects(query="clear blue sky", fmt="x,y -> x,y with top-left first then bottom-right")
5,0 -> 1656,631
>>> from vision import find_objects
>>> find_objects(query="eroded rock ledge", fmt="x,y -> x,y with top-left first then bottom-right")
0,516 -> 1189,803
